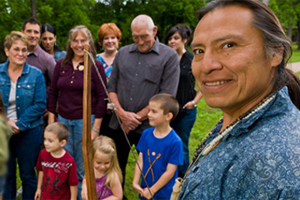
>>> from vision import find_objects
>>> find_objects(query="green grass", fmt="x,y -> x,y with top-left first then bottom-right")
124,99 -> 222,199
289,43 -> 300,63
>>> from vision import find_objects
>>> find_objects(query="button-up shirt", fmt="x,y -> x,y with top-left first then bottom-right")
0,61 -> 46,131
108,37 -> 180,133
179,87 -> 300,199
48,59 -> 107,120
27,46 -> 56,88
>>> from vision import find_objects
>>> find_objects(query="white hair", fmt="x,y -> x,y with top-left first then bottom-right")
131,14 -> 155,30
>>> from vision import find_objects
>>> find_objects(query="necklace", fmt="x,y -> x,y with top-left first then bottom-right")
190,92 -> 277,166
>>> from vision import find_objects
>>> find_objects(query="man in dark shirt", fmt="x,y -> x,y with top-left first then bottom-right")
107,14 -> 180,189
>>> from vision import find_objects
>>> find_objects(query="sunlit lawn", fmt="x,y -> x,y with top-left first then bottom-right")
289,43 -> 300,63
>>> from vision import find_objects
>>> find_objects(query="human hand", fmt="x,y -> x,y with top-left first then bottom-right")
34,189 -> 41,200
121,124 -> 130,135
81,184 -> 88,200
132,183 -> 144,195
7,119 -> 20,134
119,111 -> 141,133
183,101 -> 196,109
142,187 -> 154,200
91,129 -> 99,140
48,112 -> 55,124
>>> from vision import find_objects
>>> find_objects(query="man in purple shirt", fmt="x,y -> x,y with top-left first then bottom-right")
22,17 -> 56,89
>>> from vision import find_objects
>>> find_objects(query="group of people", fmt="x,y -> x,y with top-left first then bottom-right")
1,0 -> 300,199
0,10 -> 198,200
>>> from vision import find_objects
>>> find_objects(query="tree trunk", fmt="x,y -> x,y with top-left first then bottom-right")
296,18 -> 300,50
31,0 -> 37,19
262,0 -> 271,6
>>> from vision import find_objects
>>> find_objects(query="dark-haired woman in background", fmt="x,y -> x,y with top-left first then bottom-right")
167,24 -> 203,178
40,23 -> 66,61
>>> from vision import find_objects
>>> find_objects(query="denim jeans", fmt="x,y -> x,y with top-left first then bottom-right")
4,125 -> 43,200
0,175 -> 5,195
172,108 -> 197,178
58,115 -> 95,200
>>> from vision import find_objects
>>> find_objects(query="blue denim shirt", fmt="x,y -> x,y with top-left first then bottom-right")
54,50 -> 66,61
179,87 -> 300,200
0,61 -> 46,131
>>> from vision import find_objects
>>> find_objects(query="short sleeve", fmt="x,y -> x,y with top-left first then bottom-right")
68,159 -> 79,186
35,149 -> 45,171
168,138 -> 183,166
136,128 -> 150,153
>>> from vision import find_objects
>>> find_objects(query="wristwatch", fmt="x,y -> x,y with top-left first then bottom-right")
191,100 -> 197,108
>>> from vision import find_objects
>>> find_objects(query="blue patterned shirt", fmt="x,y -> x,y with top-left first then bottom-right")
96,54 -> 112,83
179,87 -> 300,200
54,50 -> 66,61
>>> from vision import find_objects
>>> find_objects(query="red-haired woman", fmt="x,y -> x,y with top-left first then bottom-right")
96,23 -> 122,81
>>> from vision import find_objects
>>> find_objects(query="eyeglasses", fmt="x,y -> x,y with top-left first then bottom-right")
72,39 -> 88,45
12,48 -> 27,53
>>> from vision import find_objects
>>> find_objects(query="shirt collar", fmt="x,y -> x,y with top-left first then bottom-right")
0,61 -> 30,75
27,45 -> 42,57
226,87 -> 290,138
209,87 -> 290,140
129,37 -> 160,55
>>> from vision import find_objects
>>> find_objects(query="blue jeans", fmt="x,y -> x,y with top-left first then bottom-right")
172,108 -> 197,178
58,115 -> 95,200
4,125 -> 43,200
0,175 -> 5,195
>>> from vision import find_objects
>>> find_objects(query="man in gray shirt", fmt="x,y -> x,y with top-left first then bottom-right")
107,14 -> 180,189
22,17 -> 56,89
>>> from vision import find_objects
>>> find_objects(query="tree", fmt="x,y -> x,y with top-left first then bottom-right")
262,0 -> 271,5
269,0 -> 300,49
31,0 -> 37,19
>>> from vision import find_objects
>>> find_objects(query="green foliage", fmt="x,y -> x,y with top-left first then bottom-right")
269,0 -> 300,47
0,0 -> 300,61
0,0 -> 207,61
270,0 -> 299,27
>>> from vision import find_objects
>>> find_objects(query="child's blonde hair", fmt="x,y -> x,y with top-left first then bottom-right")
92,136 -> 123,187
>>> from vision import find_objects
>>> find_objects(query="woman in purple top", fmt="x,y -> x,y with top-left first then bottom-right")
47,25 -> 107,199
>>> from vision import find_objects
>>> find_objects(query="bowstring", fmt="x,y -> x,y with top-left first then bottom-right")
84,49 -> 154,200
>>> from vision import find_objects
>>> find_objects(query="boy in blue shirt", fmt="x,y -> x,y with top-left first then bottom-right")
133,93 -> 183,200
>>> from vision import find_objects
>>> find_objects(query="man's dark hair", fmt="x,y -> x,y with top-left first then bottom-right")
45,122 -> 69,142
22,17 -> 41,31
149,93 -> 179,121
